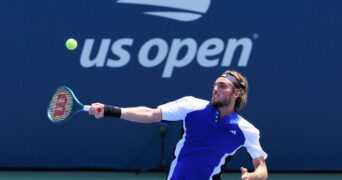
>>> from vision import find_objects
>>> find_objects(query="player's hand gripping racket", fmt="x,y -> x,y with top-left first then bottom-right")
47,86 -> 98,123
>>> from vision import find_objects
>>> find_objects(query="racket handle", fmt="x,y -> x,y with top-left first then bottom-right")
83,105 -> 91,111
83,105 -> 102,113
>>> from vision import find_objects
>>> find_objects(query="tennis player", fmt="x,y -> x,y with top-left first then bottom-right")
89,70 -> 268,180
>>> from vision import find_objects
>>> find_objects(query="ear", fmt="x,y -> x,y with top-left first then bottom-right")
233,89 -> 241,98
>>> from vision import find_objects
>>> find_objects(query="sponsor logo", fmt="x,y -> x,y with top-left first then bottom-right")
80,37 -> 253,78
229,130 -> 237,135
116,0 -> 211,22
78,1 -> 256,78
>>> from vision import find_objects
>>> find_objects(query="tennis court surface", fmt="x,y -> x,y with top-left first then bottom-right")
1,171 -> 341,180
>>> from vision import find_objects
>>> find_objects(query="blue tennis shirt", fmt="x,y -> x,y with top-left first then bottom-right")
158,96 -> 268,180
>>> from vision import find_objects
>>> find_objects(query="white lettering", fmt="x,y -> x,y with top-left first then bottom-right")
107,38 -> 133,67
221,38 -> 252,67
138,38 -> 168,67
197,38 -> 224,67
80,39 -> 111,68
163,38 -> 197,78
80,37 -> 254,78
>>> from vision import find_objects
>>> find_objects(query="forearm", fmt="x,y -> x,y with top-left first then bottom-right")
241,157 -> 268,180
248,168 -> 268,180
120,106 -> 162,123
89,103 -> 162,123
250,161 -> 268,180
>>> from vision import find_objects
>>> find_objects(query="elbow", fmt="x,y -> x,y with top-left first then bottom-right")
262,171 -> 268,180
252,156 -> 268,180
147,109 -> 162,123
253,171 -> 268,180
258,165 -> 268,180
151,113 -> 162,123
260,167 -> 268,180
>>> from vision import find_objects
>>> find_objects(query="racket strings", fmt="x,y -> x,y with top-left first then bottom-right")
48,88 -> 73,122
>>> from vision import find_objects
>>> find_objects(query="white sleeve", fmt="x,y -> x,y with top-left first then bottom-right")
157,96 -> 208,121
239,120 -> 268,160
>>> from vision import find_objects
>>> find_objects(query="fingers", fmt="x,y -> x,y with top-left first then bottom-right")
89,103 -> 104,119
240,167 -> 248,180
240,167 -> 248,173
241,174 -> 248,180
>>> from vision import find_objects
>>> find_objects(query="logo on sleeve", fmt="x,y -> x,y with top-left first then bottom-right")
117,0 -> 211,21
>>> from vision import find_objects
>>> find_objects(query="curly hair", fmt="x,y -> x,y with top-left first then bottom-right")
224,70 -> 249,111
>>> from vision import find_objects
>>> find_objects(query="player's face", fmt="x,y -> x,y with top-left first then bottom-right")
211,77 -> 236,108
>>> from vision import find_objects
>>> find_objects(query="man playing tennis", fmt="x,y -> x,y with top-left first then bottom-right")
89,70 -> 268,180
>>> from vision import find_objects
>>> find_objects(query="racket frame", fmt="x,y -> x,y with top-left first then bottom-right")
47,86 -> 89,123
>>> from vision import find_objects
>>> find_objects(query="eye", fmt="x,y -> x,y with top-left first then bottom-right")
219,83 -> 225,89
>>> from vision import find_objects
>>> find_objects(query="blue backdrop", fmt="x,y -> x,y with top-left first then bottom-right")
1,0 -> 342,171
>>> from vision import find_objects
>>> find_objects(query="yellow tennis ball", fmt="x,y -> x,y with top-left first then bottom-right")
65,38 -> 77,50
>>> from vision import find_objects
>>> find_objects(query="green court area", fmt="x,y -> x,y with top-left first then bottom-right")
0,171 -> 341,180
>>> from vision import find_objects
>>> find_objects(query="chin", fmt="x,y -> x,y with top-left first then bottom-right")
211,101 -> 222,108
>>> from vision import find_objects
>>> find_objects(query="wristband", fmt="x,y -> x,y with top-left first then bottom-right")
104,105 -> 121,118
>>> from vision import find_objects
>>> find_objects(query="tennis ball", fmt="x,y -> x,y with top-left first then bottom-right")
65,38 -> 77,50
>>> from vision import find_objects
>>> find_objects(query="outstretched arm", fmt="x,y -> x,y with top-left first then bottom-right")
89,103 -> 162,123
241,156 -> 268,180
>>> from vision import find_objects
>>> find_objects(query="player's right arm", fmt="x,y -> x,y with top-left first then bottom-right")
121,106 -> 162,123
89,103 -> 162,123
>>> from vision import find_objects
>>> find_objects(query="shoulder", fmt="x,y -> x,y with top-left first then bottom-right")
237,116 -> 260,137
176,96 -> 209,108
164,96 -> 209,112
157,96 -> 209,121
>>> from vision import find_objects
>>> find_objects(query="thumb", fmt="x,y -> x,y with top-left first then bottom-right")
240,167 -> 248,174
241,167 -> 248,179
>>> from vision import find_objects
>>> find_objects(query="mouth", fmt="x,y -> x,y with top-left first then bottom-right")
212,94 -> 218,101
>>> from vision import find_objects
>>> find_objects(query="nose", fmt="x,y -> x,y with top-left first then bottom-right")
213,86 -> 218,93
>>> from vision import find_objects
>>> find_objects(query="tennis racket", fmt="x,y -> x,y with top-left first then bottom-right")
47,86 -> 91,123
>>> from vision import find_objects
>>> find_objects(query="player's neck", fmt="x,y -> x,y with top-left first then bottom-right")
218,104 -> 235,118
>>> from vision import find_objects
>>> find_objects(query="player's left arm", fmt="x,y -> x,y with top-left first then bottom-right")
241,156 -> 268,180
